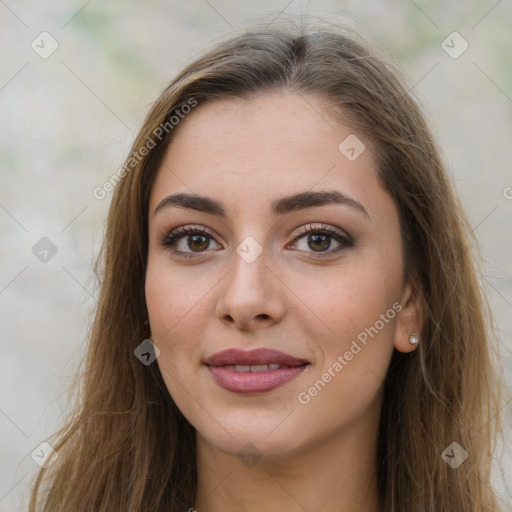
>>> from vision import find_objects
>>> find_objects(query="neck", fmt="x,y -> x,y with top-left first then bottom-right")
193,410 -> 383,512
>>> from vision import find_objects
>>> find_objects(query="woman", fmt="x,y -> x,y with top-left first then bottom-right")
29,18 -> 504,512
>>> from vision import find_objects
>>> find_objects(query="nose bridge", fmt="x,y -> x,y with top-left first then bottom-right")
226,235 -> 270,299
217,234 -> 282,327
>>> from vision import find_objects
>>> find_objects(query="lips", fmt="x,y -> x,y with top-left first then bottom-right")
203,348 -> 310,393
203,348 -> 309,368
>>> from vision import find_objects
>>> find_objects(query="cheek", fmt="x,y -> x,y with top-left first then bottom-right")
302,256 -> 400,339
296,283 -> 397,430
145,255 -> 210,341
145,263 -> 195,390
297,254 -> 400,396
145,260 -> 201,404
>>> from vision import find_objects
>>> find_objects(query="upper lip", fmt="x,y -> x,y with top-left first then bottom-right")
203,348 -> 309,367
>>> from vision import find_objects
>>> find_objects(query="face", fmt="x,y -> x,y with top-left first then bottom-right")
145,92 -> 416,461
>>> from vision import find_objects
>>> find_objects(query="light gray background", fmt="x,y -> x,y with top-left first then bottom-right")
1,0 -> 511,510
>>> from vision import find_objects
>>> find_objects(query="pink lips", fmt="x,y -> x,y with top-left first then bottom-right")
203,348 -> 309,394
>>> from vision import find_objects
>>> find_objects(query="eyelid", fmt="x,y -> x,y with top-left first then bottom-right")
289,223 -> 351,242
163,224 -> 215,239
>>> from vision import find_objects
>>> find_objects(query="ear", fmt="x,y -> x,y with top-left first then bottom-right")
394,281 -> 422,353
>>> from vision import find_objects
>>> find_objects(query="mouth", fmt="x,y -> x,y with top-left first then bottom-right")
203,347 -> 309,367
221,363 -> 307,372
203,348 -> 310,394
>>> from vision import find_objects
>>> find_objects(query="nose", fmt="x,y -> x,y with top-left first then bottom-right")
216,242 -> 286,331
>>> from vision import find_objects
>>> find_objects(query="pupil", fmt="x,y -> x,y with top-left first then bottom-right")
189,235 -> 209,251
309,234 -> 330,251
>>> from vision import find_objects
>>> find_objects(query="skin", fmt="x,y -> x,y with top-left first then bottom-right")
145,92 -> 422,512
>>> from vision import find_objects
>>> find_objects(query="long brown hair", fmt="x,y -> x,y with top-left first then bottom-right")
29,18 -> 504,511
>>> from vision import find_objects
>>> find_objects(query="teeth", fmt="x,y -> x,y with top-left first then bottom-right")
250,364 -> 270,372
224,363 -> 286,372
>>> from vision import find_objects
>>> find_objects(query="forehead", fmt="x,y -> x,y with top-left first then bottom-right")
149,92 -> 388,221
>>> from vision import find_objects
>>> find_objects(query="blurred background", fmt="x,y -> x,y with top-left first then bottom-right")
1,0 -> 511,510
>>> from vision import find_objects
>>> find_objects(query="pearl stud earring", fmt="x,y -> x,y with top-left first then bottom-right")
409,332 -> 419,345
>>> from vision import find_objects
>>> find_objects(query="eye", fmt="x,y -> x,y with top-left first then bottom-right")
287,223 -> 353,258
161,225 -> 221,258
160,223 -> 353,259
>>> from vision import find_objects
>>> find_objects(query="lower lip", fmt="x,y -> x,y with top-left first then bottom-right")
207,365 -> 308,394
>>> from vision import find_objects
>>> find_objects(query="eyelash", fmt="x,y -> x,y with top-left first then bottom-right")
160,224 -> 354,260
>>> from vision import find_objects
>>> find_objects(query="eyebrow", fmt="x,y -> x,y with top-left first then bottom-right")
154,190 -> 370,221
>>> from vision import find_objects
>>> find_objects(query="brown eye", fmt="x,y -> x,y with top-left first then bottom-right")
289,224 -> 354,258
187,234 -> 211,252
161,226 -> 221,257
307,233 -> 332,252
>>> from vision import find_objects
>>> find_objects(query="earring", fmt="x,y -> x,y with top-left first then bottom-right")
409,332 -> 419,345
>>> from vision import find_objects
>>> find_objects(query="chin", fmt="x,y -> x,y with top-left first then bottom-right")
197,418 -> 305,462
